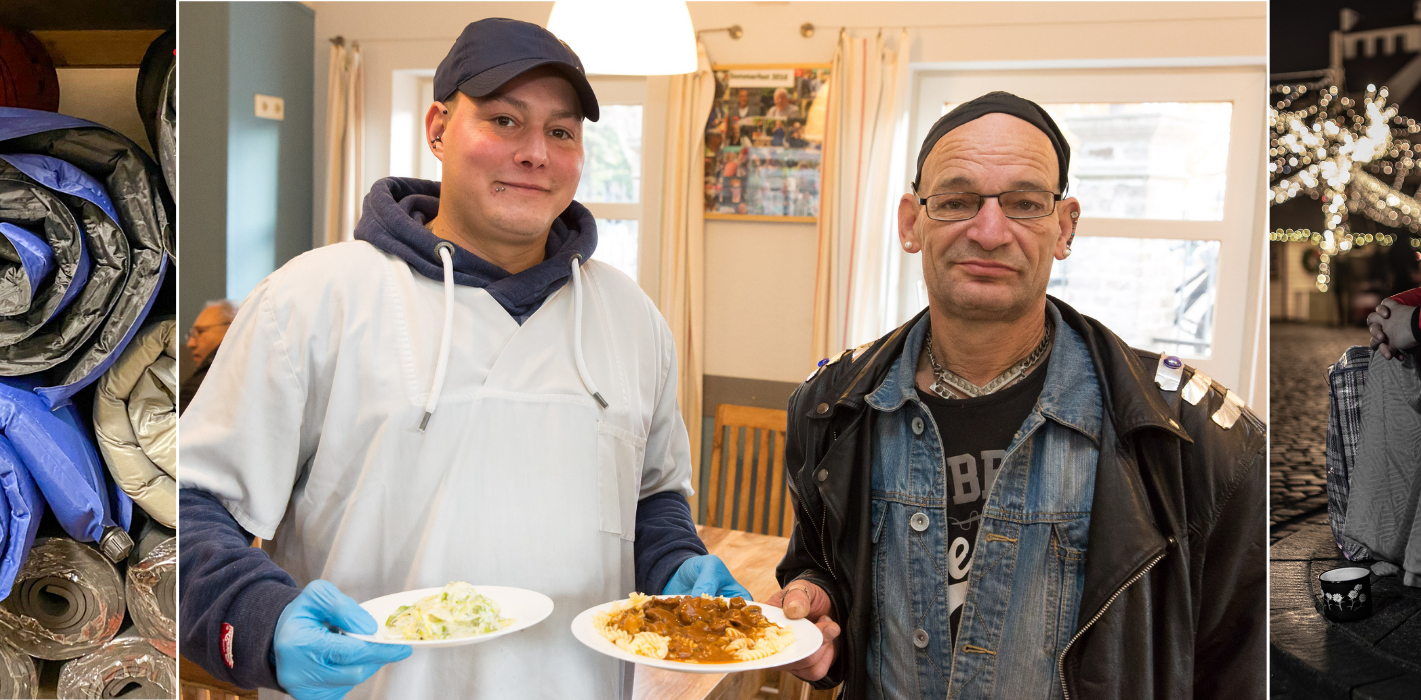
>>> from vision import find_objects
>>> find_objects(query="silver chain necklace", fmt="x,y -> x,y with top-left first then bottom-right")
925,322 -> 1052,399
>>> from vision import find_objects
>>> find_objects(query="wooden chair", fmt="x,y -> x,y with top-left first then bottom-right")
707,404 -> 793,537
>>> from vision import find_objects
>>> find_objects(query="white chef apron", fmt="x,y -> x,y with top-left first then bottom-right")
254,263 -> 644,700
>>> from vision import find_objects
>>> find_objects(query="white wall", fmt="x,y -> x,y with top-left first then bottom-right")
309,1 -> 1266,387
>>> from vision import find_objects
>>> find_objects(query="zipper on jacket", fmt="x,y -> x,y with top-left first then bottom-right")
794,459 -> 837,579
1056,548 -> 1167,700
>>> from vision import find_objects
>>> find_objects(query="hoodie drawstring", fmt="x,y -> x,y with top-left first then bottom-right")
420,242 -> 457,431
570,255 -> 608,408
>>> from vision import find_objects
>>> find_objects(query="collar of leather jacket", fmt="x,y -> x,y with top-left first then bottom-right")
804,295 -> 1191,445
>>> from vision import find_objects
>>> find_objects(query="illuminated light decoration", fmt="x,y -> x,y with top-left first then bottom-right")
1271,77 -> 1420,290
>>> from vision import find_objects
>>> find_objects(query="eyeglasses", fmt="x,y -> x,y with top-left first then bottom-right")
917,190 -> 1063,222
185,322 -> 230,343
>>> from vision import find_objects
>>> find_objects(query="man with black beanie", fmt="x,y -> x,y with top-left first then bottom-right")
767,91 -> 1266,699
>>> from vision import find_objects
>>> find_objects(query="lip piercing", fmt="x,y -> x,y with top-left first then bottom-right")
494,187 -> 505,192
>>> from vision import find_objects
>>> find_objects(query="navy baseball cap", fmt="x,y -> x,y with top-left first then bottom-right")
434,18 -> 600,122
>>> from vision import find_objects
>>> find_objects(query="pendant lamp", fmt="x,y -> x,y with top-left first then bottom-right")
546,0 -> 698,75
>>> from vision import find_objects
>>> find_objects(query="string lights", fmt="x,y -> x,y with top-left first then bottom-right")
1270,75 -> 1421,290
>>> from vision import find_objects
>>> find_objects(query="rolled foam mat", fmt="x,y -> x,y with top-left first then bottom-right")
93,320 -> 176,527
56,631 -> 174,699
0,108 -> 172,408
0,537 -> 123,660
124,536 -> 173,658
0,640 -> 35,699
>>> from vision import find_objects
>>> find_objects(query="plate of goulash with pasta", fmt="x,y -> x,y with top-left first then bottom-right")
570,593 -> 823,673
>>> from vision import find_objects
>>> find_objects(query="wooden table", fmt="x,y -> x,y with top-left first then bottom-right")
631,525 -> 791,700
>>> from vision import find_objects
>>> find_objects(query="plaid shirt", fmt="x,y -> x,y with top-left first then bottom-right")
1326,345 -> 1374,561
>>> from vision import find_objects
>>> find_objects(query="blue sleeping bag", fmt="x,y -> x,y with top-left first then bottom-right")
0,377 -> 132,596
0,436 -> 41,599
0,108 -> 170,408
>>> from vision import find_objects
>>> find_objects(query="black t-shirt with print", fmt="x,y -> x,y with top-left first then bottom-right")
914,357 -> 1049,644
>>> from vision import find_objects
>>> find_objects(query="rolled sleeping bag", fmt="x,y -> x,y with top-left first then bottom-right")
93,319 -> 175,527
125,535 -> 174,658
0,537 -> 124,660
0,378 -> 132,565
56,630 -> 175,699
0,640 -> 35,699
0,435 -> 43,600
0,108 -> 172,408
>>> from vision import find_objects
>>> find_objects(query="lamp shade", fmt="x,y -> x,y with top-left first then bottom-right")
546,0 -> 697,75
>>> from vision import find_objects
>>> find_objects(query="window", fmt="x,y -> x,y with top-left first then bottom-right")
1039,102 -> 1233,221
904,63 -> 1265,390
577,98 -> 645,283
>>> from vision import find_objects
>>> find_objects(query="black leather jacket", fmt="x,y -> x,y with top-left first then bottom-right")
776,297 -> 1265,699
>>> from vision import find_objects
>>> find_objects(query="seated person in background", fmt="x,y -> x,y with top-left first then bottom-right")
179,299 -> 237,414
1349,287 -> 1421,585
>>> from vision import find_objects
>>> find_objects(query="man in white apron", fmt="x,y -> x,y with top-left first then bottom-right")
178,18 -> 749,700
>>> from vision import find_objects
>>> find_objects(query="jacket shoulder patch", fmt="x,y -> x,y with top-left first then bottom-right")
1211,389 -> 1247,429
1154,352 -> 1184,391
1181,369 -> 1213,406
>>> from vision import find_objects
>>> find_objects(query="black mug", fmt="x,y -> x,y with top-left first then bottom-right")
1319,566 -> 1372,622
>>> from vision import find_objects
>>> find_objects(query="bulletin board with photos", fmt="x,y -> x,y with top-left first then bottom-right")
704,64 -> 830,222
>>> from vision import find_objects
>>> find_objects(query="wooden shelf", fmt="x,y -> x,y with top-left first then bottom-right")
33,29 -> 165,68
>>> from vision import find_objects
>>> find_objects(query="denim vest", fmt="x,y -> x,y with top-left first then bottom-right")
865,303 -> 1101,700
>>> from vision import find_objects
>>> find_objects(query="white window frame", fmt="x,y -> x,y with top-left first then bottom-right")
582,77 -> 648,287
904,58 -> 1266,397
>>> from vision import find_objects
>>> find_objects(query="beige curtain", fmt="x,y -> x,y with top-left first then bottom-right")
812,30 -> 910,360
323,37 -> 364,246
658,41 -> 715,517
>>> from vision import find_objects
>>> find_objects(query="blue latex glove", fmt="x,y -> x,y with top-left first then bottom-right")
662,554 -> 753,601
273,580 -> 412,700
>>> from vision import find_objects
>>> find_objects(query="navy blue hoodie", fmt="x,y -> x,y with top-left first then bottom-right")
178,178 -> 706,691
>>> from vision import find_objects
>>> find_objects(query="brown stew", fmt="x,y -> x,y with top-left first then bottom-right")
606,595 -> 773,663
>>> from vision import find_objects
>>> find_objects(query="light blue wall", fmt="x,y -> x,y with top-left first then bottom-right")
177,2 -> 229,354
225,2 -> 314,302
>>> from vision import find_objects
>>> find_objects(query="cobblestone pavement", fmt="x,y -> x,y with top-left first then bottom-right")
1269,322 -> 1368,543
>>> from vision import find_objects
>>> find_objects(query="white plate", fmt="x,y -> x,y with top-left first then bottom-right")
571,596 -> 823,673
344,585 -> 554,648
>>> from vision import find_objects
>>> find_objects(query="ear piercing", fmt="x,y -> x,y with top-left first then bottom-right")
431,136 -> 442,145
1070,211 -> 1079,220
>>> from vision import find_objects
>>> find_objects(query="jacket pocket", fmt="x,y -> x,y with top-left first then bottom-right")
1044,521 -> 1088,658
597,421 -> 646,541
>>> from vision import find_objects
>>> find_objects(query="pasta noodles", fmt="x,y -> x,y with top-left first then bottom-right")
594,594 -> 795,663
